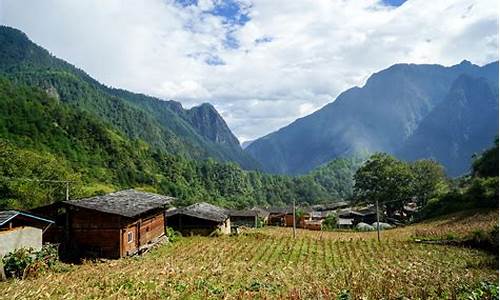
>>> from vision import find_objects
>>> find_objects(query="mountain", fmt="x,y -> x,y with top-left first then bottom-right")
397,75 -> 499,176
246,60 -> 499,175
0,26 -> 258,169
241,140 -> 254,149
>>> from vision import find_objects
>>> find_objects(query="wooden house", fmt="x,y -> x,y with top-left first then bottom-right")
228,210 -> 258,228
165,202 -> 230,236
33,190 -> 174,259
267,207 -> 289,226
0,210 -> 54,257
251,207 -> 270,224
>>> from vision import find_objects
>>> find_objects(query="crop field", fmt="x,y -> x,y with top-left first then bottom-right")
1,210 -> 498,299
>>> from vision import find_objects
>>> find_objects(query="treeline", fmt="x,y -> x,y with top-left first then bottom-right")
0,77 -> 359,210
353,139 -> 498,219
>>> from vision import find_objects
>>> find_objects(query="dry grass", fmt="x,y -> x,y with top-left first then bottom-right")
0,210 -> 498,299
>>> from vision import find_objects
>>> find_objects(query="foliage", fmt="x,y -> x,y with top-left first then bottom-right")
2,244 -> 59,279
457,281 -> 499,300
465,226 -> 499,255
411,159 -> 448,207
322,213 -> 338,231
2,247 -> 33,279
353,153 -> 415,217
165,227 -> 182,243
419,139 -> 499,219
472,138 -> 499,178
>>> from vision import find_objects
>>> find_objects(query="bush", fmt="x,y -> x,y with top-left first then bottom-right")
322,214 -> 338,231
165,227 -> 181,243
465,226 -> 499,255
2,248 -> 33,279
2,244 -> 60,279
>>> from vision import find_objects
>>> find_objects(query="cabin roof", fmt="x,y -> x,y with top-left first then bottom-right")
165,202 -> 228,223
251,207 -> 270,218
0,210 -> 54,227
64,189 -> 174,218
228,210 -> 257,217
267,207 -> 291,214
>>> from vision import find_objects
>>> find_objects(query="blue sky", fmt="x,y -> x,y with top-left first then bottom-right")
382,0 -> 407,6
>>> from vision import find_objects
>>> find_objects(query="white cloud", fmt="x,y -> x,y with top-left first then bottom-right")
0,0 -> 497,142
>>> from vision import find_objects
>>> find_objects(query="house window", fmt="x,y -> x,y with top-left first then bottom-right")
127,232 -> 134,243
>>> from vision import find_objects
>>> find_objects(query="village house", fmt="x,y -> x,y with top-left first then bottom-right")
338,207 -> 377,225
33,190 -> 174,259
267,207 -> 289,226
165,202 -> 231,235
228,210 -> 258,228
336,218 -> 354,229
0,210 -> 54,257
251,207 -> 270,224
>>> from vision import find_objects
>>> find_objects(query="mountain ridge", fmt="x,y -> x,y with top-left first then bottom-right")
0,25 -> 258,169
246,60 -> 499,176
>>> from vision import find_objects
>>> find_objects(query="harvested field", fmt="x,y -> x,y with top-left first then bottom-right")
0,210 -> 498,299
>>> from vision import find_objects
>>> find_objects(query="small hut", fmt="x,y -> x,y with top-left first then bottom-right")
228,210 -> 258,228
165,202 -> 230,236
32,190 -> 174,259
0,210 -> 54,257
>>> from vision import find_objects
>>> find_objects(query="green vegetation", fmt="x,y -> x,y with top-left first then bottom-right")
322,214 -> 338,231
0,26 -> 362,210
2,244 -> 60,279
0,213 -> 497,299
0,77 -> 359,209
353,153 -> 447,217
419,140 -> 499,219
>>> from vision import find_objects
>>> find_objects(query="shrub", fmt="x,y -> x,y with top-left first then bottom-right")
322,214 -> 338,231
2,248 -> 33,279
465,226 -> 499,255
165,227 -> 181,243
2,244 -> 60,279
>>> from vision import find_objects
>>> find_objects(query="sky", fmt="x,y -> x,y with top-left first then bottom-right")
0,0 -> 498,143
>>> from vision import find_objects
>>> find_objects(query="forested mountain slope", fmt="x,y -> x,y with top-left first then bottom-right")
0,26 -> 258,169
0,75 -> 360,209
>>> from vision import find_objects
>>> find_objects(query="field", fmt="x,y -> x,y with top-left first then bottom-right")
1,210 -> 498,299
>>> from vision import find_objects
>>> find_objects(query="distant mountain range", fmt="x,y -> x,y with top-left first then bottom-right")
246,60 -> 499,176
0,26 -> 259,169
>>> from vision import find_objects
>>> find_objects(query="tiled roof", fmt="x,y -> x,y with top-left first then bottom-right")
65,189 -> 174,218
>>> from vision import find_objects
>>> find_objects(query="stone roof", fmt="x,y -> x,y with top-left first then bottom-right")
251,207 -> 270,218
228,210 -> 258,217
0,210 -> 54,227
165,202 -> 228,223
64,189 -> 174,218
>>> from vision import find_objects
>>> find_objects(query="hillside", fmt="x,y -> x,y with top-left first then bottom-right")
0,74 -> 361,209
1,210 -> 497,299
397,75 -> 499,176
246,60 -> 499,175
0,26 -> 258,169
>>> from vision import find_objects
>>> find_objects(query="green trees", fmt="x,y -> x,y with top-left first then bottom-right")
472,138 -> 499,178
353,154 -> 449,217
411,159 -> 448,207
353,153 -> 415,217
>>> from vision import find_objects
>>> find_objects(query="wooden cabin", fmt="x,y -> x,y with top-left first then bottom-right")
166,202 -> 230,236
251,207 -> 270,224
267,207 -> 289,226
33,190 -> 174,259
228,210 -> 258,228
0,210 -> 54,257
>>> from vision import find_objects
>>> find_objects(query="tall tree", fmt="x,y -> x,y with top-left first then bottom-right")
411,159 -> 448,207
353,153 -> 414,217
